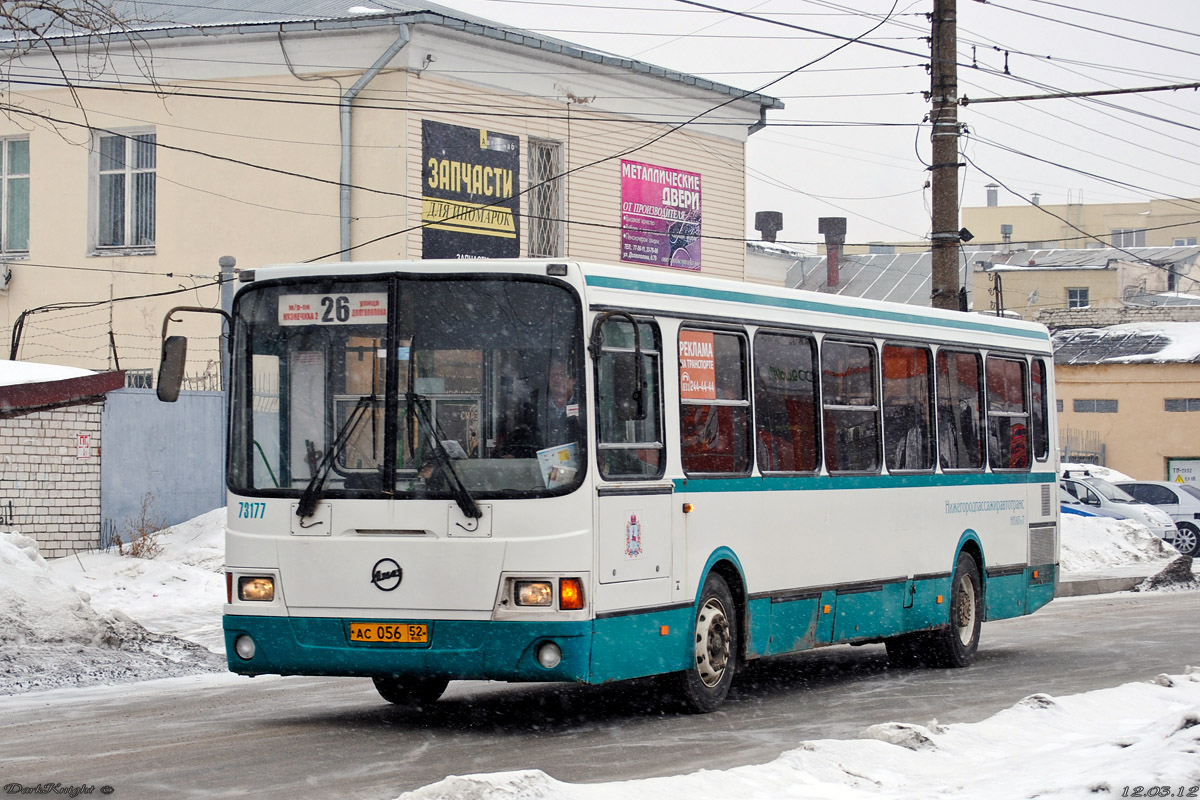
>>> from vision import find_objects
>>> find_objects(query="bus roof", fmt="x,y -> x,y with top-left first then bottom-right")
243,259 -> 1052,352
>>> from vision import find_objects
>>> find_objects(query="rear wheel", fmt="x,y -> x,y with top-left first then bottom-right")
886,551 -> 981,668
1173,523 -> 1199,557
679,573 -> 737,713
372,675 -> 448,707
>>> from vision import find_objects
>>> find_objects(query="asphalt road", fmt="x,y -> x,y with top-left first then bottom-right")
2,590 -> 1199,800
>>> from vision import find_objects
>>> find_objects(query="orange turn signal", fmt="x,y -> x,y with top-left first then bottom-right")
559,577 -> 585,610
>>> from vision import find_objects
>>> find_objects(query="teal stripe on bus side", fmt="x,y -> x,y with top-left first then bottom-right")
584,274 -> 1050,341
674,471 -> 1057,493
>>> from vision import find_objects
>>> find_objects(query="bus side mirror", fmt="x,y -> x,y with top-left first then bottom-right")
157,335 -> 187,402
612,351 -> 646,421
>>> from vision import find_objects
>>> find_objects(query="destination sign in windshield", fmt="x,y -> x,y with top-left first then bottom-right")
277,293 -> 388,326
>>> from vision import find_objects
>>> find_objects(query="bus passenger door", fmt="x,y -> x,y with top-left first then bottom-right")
591,313 -> 671,608
597,485 -> 673,596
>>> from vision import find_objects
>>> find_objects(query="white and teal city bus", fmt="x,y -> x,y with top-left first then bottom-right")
159,259 -> 1059,712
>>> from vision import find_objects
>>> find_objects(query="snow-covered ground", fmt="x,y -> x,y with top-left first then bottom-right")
1,508 -> 1197,799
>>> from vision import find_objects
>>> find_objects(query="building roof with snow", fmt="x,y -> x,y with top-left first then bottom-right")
1052,323 -> 1200,365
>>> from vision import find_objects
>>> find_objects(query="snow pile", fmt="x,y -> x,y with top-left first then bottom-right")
1060,515 -> 1178,572
395,670 -> 1200,800
49,508 -> 228,653
0,526 -> 223,696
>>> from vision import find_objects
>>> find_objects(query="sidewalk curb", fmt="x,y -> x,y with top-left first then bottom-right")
1056,576 -> 1144,598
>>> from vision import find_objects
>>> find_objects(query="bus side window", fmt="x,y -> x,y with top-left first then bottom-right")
595,317 -> 664,480
821,340 -> 880,474
986,356 -> 1030,470
680,328 -> 751,475
1030,358 -> 1050,462
936,349 -> 984,471
753,331 -> 819,473
882,343 -> 934,472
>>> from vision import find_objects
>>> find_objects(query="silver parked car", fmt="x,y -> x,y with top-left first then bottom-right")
1115,480 -> 1200,557
1060,473 -> 1181,549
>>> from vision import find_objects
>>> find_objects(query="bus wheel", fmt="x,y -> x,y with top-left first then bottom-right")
372,675 -> 448,707
680,573 -> 737,713
930,551 -> 982,668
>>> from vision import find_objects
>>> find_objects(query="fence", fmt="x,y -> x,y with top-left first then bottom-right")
1060,426 -> 1105,466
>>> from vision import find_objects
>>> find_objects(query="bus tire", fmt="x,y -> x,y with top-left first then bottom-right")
372,675 -> 448,707
928,551 -> 982,668
679,573 -> 737,713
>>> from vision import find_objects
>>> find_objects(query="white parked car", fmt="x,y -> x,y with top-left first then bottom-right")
1060,472 -> 1181,548
1114,480 -> 1200,557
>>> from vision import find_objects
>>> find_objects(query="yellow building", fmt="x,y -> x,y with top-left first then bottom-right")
0,3 -> 779,379
963,193 -> 1200,251
971,247 -> 1200,321
1053,323 -> 1200,481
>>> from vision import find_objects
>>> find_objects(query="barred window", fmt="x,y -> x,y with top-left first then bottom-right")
528,139 -> 563,258
1165,398 -> 1200,412
1073,398 -> 1118,413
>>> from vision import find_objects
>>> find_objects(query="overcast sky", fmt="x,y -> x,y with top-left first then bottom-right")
435,0 -> 1200,251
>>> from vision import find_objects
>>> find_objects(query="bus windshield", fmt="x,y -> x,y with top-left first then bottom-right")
228,275 -> 584,501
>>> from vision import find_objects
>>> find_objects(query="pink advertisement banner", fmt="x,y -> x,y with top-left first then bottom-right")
620,159 -> 702,271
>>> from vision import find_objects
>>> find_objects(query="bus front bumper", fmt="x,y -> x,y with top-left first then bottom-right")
223,614 -> 592,683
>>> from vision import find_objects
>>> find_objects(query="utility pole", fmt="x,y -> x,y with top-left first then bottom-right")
930,0 -> 962,311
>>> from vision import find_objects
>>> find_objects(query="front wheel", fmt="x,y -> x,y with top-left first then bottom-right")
678,573 -> 737,713
372,675 -> 448,707
1172,523 -> 1199,557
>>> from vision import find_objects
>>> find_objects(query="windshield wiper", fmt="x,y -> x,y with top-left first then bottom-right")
406,388 -> 482,521
296,394 -> 374,519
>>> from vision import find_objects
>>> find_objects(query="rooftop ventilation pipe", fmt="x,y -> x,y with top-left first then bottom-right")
818,217 -> 847,288
341,25 -> 411,261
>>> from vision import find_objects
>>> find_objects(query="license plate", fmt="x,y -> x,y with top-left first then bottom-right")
348,622 -> 429,644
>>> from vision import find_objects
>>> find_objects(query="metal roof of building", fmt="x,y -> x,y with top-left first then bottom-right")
784,249 -> 991,308
1052,324 -> 1200,365
13,0 -> 783,111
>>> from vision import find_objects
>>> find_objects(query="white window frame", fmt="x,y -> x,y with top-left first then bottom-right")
1111,228 -> 1146,248
91,128 -> 156,254
1067,287 -> 1089,309
1,136 -> 29,255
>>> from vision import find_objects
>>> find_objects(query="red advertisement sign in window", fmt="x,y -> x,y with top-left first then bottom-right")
679,330 -> 716,400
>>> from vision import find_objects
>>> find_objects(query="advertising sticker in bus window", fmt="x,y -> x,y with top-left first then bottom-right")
277,293 -> 388,326
679,330 -> 716,400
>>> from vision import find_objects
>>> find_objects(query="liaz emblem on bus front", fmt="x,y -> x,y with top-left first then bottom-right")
625,513 -> 643,558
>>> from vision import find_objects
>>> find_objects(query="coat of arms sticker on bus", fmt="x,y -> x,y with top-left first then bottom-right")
625,513 -> 643,559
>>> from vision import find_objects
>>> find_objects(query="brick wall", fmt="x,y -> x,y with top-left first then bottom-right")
1036,306 -> 1200,329
0,403 -> 102,558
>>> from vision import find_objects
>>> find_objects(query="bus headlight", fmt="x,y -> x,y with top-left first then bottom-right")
515,581 -> 553,606
238,576 -> 275,602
